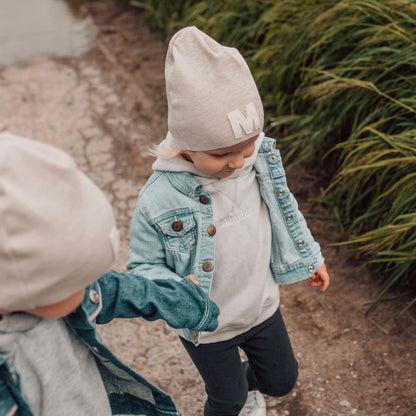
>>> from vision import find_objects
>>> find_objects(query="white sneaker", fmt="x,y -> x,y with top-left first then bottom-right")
239,390 -> 267,416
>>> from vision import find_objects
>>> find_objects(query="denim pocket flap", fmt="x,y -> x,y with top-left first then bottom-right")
159,214 -> 195,236
157,214 -> 197,252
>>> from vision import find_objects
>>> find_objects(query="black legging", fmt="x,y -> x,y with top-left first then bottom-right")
180,308 -> 298,416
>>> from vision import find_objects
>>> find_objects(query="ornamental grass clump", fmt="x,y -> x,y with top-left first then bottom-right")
326,128 -> 416,313
131,0 -> 416,311
268,1 -> 416,312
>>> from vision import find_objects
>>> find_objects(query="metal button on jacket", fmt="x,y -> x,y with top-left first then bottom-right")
199,195 -> 210,204
268,155 -> 278,163
207,225 -> 216,236
10,371 -> 18,386
297,240 -> 305,247
278,189 -> 285,196
172,220 -> 183,231
89,290 -> 100,304
308,265 -> 315,273
202,261 -> 214,272
286,214 -> 294,221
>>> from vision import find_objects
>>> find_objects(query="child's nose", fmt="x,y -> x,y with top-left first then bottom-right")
228,153 -> 245,169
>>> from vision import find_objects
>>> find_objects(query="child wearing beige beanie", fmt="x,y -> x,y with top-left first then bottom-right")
128,26 -> 330,416
0,132 -> 219,416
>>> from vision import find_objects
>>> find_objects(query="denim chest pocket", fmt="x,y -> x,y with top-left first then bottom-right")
156,214 -> 197,252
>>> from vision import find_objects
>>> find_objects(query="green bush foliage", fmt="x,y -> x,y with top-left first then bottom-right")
132,0 -> 416,312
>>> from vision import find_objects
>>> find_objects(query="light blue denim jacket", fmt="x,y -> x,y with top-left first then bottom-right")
128,136 -> 325,344
0,270 -> 219,416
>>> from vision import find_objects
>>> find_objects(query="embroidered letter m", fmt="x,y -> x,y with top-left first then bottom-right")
227,102 -> 260,139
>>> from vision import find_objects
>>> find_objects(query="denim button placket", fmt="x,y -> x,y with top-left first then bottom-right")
207,225 -> 216,236
199,195 -> 210,204
202,262 -> 213,272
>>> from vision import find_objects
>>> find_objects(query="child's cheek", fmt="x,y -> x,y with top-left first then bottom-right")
199,159 -> 223,174
211,160 -> 227,173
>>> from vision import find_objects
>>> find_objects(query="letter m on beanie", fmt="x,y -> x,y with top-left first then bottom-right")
227,103 -> 261,139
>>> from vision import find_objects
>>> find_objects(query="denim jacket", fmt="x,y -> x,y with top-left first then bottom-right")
128,136 -> 324,344
0,270 -> 219,416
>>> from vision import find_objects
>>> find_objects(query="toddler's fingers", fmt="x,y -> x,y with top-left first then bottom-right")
186,274 -> 200,286
309,279 -> 322,287
321,276 -> 330,292
319,270 -> 330,292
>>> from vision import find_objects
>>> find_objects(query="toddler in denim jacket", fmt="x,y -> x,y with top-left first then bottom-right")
127,27 -> 330,416
0,132 -> 219,416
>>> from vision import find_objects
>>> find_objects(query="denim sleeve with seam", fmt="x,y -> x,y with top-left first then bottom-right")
94,270 -> 219,333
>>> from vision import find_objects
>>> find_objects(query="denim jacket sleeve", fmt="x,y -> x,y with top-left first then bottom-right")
0,358 -> 32,416
95,270 -> 219,333
255,137 -> 325,283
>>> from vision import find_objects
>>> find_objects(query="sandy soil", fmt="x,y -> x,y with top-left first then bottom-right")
1,1 -> 415,415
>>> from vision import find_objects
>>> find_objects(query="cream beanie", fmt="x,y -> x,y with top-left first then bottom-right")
165,26 -> 264,151
0,132 -> 119,311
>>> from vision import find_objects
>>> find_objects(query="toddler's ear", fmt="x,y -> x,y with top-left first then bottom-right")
181,152 -> 193,162
24,289 -> 86,319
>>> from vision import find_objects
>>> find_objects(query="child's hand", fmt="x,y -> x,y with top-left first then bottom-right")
309,264 -> 330,292
187,274 -> 200,286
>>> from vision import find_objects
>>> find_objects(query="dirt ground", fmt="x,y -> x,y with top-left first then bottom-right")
2,1 -> 415,415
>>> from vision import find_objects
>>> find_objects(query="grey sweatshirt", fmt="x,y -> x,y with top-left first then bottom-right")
0,313 -> 112,415
152,133 -> 280,343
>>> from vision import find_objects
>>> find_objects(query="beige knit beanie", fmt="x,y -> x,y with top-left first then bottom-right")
165,26 -> 264,151
0,132 -> 119,311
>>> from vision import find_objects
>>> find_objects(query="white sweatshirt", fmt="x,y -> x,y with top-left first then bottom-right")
153,133 -> 280,343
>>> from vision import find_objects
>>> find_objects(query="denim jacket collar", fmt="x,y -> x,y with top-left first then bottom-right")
165,171 -> 203,197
